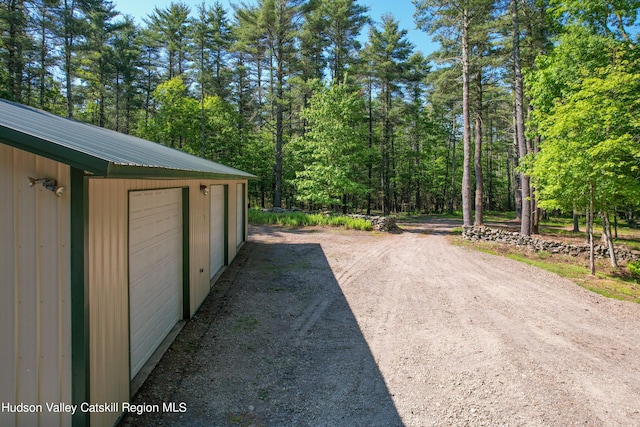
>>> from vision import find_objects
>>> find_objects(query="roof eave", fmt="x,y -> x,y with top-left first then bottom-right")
1,125 -> 257,180
105,163 -> 257,180
0,126 -> 110,175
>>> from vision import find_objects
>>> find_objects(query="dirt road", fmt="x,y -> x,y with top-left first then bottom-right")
124,218 -> 640,426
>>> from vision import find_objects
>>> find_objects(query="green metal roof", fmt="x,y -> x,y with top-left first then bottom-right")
0,99 -> 255,179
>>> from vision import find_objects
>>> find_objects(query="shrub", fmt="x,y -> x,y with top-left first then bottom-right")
248,209 -> 372,231
628,261 -> 640,278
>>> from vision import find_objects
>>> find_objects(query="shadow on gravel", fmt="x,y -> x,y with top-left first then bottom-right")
122,241 -> 402,427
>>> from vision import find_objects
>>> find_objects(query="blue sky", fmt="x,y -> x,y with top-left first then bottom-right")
112,0 -> 439,56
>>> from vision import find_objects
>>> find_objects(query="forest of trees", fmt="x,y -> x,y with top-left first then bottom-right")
1,0 -> 638,237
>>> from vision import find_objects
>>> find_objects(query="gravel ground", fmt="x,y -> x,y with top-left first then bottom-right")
122,218 -> 640,426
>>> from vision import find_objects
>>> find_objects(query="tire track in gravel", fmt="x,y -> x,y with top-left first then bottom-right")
289,237 -> 398,345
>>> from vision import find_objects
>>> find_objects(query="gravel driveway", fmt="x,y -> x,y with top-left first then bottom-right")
122,218 -> 640,426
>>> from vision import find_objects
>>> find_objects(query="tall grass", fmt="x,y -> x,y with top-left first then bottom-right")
248,209 -> 372,231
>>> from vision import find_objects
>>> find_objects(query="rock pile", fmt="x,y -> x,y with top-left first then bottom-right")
462,226 -> 640,261
349,214 -> 399,232
262,207 -> 300,213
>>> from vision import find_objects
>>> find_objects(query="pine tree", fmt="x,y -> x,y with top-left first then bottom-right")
144,2 -> 192,80
362,14 -> 413,215
1,0 -> 29,102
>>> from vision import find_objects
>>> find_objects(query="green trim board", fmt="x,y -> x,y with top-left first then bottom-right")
70,168 -> 90,427
182,187 -> 191,319
0,99 -> 255,181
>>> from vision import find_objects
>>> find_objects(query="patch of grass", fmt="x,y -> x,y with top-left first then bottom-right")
258,388 -> 270,401
456,236 -> 640,303
452,237 -> 499,255
234,316 -> 258,332
484,211 -> 518,221
450,227 -> 463,235
540,216 -> 577,227
539,227 -> 583,237
622,239 -> 640,251
629,261 -> 640,278
226,412 -> 264,427
505,253 -> 591,279
248,209 -> 372,231
535,251 -> 551,260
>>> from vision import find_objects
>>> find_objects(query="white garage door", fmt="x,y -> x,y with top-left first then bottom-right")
210,185 -> 225,280
236,183 -> 244,246
129,188 -> 182,379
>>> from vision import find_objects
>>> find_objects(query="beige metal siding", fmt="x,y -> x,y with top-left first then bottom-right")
88,180 -> 131,427
88,178 -> 246,427
0,144 -> 71,427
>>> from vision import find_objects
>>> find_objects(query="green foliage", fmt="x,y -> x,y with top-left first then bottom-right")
248,209 -> 372,231
138,76 -> 247,169
529,28 -> 640,216
292,81 -> 370,208
629,261 -> 640,278
138,77 -> 199,147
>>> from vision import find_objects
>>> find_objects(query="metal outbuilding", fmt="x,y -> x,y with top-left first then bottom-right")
0,99 -> 255,427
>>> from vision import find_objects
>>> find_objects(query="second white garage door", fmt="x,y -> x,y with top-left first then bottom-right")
129,188 -> 183,379
236,183 -> 244,246
210,185 -> 225,280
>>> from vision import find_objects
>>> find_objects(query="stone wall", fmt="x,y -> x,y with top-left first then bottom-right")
462,226 -> 640,262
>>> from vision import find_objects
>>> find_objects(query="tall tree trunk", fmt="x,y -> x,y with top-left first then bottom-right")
415,137 -> 422,212
98,91 -> 105,128
200,43 -> 206,158
391,132 -> 398,213
601,212 -> 617,267
512,117 -> 522,218
474,69 -> 484,226
382,83 -> 391,216
588,181 -> 595,275
585,209 -> 591,244
486,113 -> 494,210
7,0 -> 25,102
367,74 -> 373,215
39,3 -> 48,109
273,65 -> 284,208
63,0 -> 77,118
448,122 -> 457,215
512,0 -> 530,235
115,76 -> 120,131
530,126 -> 540,234
573,208 -> 580,232
461,9 -> 473,226
506,138 -> 514,212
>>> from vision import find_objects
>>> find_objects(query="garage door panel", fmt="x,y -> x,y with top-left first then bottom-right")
129,188 -> 182,379
210,185 -> 225,279
236,183 -> 244,246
